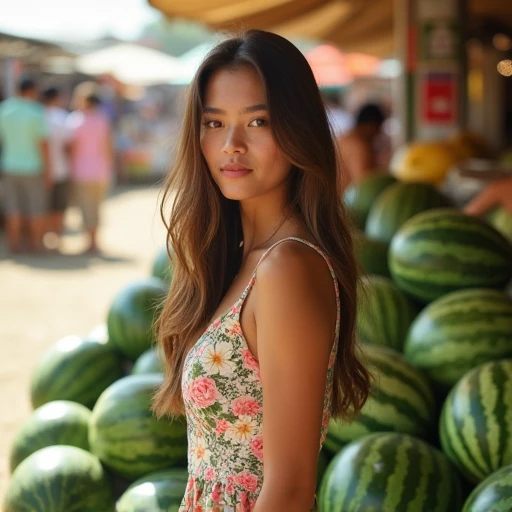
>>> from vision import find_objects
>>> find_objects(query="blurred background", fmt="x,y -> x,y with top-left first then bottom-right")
1,0 -> 512,507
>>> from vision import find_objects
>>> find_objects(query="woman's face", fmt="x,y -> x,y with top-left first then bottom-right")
200,65 -> 292,202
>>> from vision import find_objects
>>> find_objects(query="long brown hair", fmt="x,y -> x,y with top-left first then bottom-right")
153,29 -> 370,421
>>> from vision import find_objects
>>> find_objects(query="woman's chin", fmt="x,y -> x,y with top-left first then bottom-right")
218,185 -> 255,202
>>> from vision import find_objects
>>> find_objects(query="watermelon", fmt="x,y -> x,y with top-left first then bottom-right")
116,468 -> 188,512
343,174 -> 397,229
89,374 -> 187,480
405,288 -> 512,392
30,335 -> 124,409
107,278 -> 168,360
152,246 -> 173,284
353,231 -> 390,278
3,445 -> 114,512
131,347 -> 163,375
462,464 -> 512,512
10,400 -> 91,472
357,276 -> 419,351
317,449 -> 331,490
325,346 -> 436,453
487,206 -> 512,243
318,432 -> 462,511
440,359 -> 512,484
389,209 -> 512,303
365,182 -> 448,244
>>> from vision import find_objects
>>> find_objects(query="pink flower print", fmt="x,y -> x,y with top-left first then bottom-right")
211,482 -> 221,503
250,435 -> 264,461
188,377 -> 218,408
234,472 -> 259,492
186,477 -> 195,492
215,418 -> 230,436
232,396 -> 260,417
227,322 -> 243,336
242,349 -> 260,376
231,304 -> 240,315
204,467 -> 216,481
212,318 -> 221,330
225,482 -> 235,495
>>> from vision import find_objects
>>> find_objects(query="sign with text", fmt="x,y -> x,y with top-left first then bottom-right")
421,71 -> 458,124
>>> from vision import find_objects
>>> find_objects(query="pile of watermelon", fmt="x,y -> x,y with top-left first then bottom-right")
315,174 -> 512,511
5,173 -> 512,511
3,247 -> 187,512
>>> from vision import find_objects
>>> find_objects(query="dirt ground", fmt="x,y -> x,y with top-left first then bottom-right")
0,184 -> 168,502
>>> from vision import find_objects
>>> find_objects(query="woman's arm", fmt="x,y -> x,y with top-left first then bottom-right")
252,242 -> 337,512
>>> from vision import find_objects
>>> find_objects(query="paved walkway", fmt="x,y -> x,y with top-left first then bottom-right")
0,184 -> 167,501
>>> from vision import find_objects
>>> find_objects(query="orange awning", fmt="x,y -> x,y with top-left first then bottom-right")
148,0 -> 394,57
148,0 -> 512,57
305,44 -> 381,86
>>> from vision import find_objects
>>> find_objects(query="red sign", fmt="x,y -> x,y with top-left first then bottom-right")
421,73 -> 457,123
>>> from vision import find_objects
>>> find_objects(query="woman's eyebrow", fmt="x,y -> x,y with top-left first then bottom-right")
202,104 -> 268,115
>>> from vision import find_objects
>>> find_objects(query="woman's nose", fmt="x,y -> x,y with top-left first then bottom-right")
222,128 -> 247,155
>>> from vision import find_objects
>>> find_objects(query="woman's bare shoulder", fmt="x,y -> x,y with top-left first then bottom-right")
255,239 -> 336,313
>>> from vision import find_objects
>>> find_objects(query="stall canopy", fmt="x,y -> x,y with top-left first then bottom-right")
148,0 -> 512,57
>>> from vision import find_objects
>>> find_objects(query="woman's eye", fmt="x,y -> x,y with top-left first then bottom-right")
203,120 -> 222,128
249,118 -> 268,127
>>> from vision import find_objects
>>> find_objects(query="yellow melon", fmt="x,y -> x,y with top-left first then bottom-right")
390,142 -> 459,185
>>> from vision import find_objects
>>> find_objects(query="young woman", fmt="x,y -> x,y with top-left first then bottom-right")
153,30 -> 371,512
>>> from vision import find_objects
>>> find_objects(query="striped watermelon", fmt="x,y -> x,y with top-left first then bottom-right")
440,359 -> 512,484
405,288 -> 512,392
10,400 -> 91,472
325,345 -> 436,453
357,276 -> 419,351
318,432 -> 462,511
3,445 -> 114,512
343,174 -> 397,229
152,246 -> 173,285
463,465 -> 512,512
116,469 -> 188,512
89,374 -> 187,480
30,335 -> 124,409
389,209 -> 512,303
365,182 -> 448,244
131,347 -> 163,375
353,232 -> 390,278
107,278 -> 168,360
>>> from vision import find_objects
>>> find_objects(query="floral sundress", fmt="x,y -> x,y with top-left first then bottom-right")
180,237 -> 341,512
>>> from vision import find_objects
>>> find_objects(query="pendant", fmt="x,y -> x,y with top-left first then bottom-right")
239,240 -> 244,247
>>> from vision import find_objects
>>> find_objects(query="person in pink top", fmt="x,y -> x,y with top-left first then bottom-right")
67,93 -> 113,254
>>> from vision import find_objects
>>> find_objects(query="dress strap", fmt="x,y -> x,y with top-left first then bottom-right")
238,237 -> 341,339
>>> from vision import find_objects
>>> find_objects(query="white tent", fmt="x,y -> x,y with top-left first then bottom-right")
169,42 -> 214,85
75,43 -> 181,86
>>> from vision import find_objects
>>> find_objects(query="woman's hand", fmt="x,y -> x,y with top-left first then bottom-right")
464,177 -> 512,216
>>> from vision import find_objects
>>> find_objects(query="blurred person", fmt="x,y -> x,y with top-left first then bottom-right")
464,176 -> 512,215
152,30 -> 371,512
0,77 -> 50,253
42,86 -> 72,246
338,102 -> 385,189
322,90 -> 353,138
67,92 -> 114,254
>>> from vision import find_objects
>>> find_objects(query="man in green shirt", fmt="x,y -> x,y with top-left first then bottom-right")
0,78 -> 51,253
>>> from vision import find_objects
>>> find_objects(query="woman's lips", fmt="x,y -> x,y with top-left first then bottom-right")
220,165 -> 253,178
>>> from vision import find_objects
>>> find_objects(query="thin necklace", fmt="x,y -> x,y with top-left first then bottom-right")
239,214 -> 289,252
